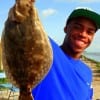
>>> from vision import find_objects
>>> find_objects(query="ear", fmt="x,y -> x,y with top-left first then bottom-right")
64,26 -> 67,34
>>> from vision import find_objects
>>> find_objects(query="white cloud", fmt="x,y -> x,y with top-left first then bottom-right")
42,8 -> 57,17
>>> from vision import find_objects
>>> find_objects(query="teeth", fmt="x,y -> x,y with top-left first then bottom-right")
79,41 -> 84,44
76,39 -> 86,46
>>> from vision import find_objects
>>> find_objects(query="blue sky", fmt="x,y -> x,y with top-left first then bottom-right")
0,0 -> 100,52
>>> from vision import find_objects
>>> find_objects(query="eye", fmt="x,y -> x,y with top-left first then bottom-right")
87,28 -> 96,35
73,23 -> 83,31
87,30 -> 95,35
74,24 -> 81,29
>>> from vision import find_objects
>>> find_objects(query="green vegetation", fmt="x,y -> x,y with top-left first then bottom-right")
0,78 -> 8,84
86,57 -> 100,68
0,70 -> 4,72
82,55 -> 100,69
96,63 -> 100,69
0,70 -> 8,84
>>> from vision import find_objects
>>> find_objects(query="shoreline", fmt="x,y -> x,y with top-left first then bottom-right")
83,53 -> 100,62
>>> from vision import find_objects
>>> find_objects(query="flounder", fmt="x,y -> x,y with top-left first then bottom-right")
1,0 -> 53,100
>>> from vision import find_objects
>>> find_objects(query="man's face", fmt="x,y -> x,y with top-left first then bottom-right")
64,17 -> 96,53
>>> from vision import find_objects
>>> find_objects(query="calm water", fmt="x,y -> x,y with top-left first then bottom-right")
83,52 -> 100,62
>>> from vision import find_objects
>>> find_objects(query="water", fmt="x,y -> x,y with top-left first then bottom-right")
83,52 -> 100,62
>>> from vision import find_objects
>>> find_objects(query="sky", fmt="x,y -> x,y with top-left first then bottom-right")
0,0 -> 100,52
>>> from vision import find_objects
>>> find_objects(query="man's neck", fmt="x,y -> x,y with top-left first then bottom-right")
60,45 -> 82,60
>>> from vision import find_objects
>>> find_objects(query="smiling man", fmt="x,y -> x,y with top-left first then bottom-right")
61,16 -> 96,59
32,7 -> 100,100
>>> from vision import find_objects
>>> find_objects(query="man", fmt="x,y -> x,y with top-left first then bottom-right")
32,7 -> 100,100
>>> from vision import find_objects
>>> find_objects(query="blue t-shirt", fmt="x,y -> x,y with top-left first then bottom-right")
32,38 -> 93,100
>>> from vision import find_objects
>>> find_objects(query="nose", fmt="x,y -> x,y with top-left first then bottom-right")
79,29 -> 87,37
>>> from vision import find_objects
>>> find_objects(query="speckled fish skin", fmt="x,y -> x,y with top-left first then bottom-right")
1,0 -> 53,100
